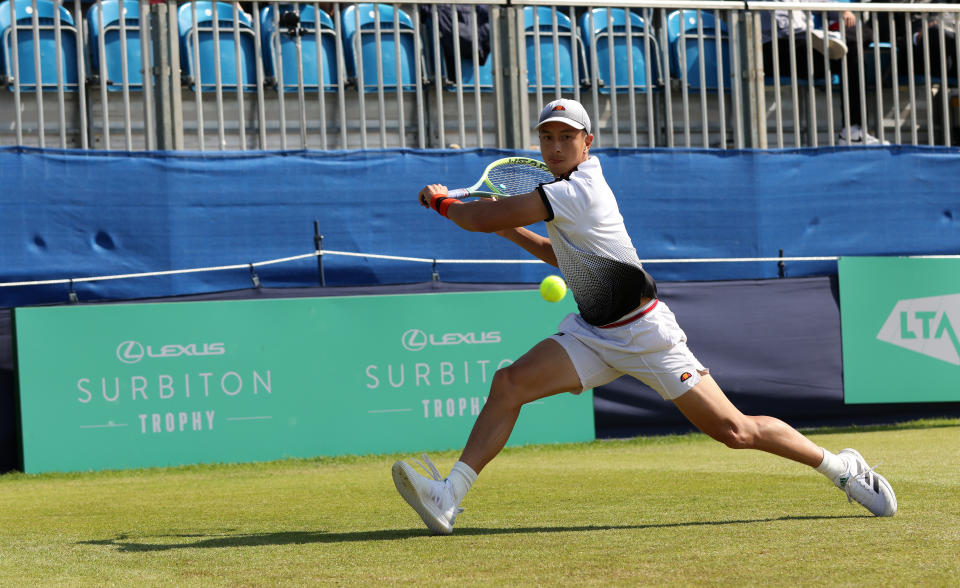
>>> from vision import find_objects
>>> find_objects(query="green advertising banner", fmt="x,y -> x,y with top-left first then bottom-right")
14,291 -> 593,473
839,257 -> 960,404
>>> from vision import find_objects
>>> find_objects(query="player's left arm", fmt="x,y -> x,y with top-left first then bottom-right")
493,226 -> 557,267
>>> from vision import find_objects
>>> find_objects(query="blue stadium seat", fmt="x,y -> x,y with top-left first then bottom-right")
261,4 -> 339,91
524,6 -> 584,92
88,0 -> 143,90
445,45 -> 494,92
177,1 -> 258,91
0,0 -> 79,91
667,9 -> 731,91
579,8 -> 660,93
341,3 -> 418,91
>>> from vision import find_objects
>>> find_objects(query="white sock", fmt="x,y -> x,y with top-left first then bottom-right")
815,448 -> 847,485
445,461 -> 478,504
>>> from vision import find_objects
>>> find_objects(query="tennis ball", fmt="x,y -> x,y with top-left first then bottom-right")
539,275 -> 567,303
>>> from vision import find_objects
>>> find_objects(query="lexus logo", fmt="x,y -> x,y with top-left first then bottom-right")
400,329 -> 502,351
116,340 -> 145,364
115,340 -> 227,363
401,329 -> 428,351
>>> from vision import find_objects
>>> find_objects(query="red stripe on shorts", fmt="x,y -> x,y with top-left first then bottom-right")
599,299 -> 658,329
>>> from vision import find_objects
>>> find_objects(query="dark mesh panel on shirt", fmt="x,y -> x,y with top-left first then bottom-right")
549,226 -> 656,326
486,162 -> 554,195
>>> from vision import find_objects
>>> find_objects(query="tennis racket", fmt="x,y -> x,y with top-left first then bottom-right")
446,157 -> 554,200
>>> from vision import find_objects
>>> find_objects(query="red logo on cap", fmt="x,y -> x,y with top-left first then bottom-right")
552,105 -> 566,111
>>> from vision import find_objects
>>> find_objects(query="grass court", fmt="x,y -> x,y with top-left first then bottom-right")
1,419 -> 958,585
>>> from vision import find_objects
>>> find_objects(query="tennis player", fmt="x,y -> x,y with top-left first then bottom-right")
394,98 -> 896,535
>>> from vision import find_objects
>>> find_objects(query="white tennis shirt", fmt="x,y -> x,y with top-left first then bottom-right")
537,156 -> 657,326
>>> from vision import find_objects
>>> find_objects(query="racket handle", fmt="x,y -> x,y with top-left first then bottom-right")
447,188 -> 469,200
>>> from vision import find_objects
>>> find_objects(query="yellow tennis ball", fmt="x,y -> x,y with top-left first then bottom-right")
539,275 -> 567,302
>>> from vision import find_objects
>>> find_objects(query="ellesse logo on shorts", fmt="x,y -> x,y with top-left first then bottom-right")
679,372 -> 692,383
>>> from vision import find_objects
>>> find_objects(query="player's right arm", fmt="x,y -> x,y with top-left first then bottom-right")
418,184 -> 557,266
419,184 -> 549,233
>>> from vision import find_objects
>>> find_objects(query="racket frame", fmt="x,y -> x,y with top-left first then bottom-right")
447,157 -> 553,200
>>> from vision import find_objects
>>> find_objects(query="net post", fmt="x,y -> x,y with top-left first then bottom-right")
248,264 -> 261,289
314,221 -> 326,286
432,259 -> 440,282
778,249 -> 785,278
68,279 -> 79,304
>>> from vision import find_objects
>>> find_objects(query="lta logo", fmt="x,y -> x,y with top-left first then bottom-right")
876,294 -> 960,365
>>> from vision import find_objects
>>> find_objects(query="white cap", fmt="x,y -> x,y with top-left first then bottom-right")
535,99 -> 591,135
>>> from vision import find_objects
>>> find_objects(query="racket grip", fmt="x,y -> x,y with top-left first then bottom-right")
447,188 -> 469,199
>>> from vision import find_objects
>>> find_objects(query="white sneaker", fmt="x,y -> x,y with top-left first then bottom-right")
392,454 -> 460,535
835,448 -> 897,517
810,29 -> 848,60
838,125 -> 890,146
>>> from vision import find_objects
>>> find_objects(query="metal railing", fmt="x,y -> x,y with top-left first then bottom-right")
2,0 -> 959,151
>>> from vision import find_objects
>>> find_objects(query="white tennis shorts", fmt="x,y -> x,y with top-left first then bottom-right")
549,299 -> 706,400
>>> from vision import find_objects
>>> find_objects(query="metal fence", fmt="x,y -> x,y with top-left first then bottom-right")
1,0 -> 959,151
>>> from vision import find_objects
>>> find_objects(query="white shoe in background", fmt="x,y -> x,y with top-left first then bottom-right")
811,29 -> 848,60
838,125 -> 890,146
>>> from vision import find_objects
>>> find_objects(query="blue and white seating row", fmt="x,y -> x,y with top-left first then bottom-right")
261,4 -> 338,91
524,6 -> 587,92
0,0 -> 79,91
441,7 -> 663,94
340,2 -> 418,91
181,2 -> 419,92
87,0 -> 142,89
579,7 -> 662,93
0,2 -> 755,96
424,6 -> 587,93
667,9 -> 730,91
528,7 -> 725,94
177,1 -> 257,91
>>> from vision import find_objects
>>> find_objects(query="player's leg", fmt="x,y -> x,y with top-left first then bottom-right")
672,373 -> 823,466
617,300 -> 896,517
392,336 -> 589,534
672,374 -> 896,516
458,337 -> 583,474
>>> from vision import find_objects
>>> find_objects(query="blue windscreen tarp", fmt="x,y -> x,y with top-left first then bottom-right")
1,146 -> 958,307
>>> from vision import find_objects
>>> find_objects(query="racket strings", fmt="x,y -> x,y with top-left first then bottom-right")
487,163 -> 554,196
